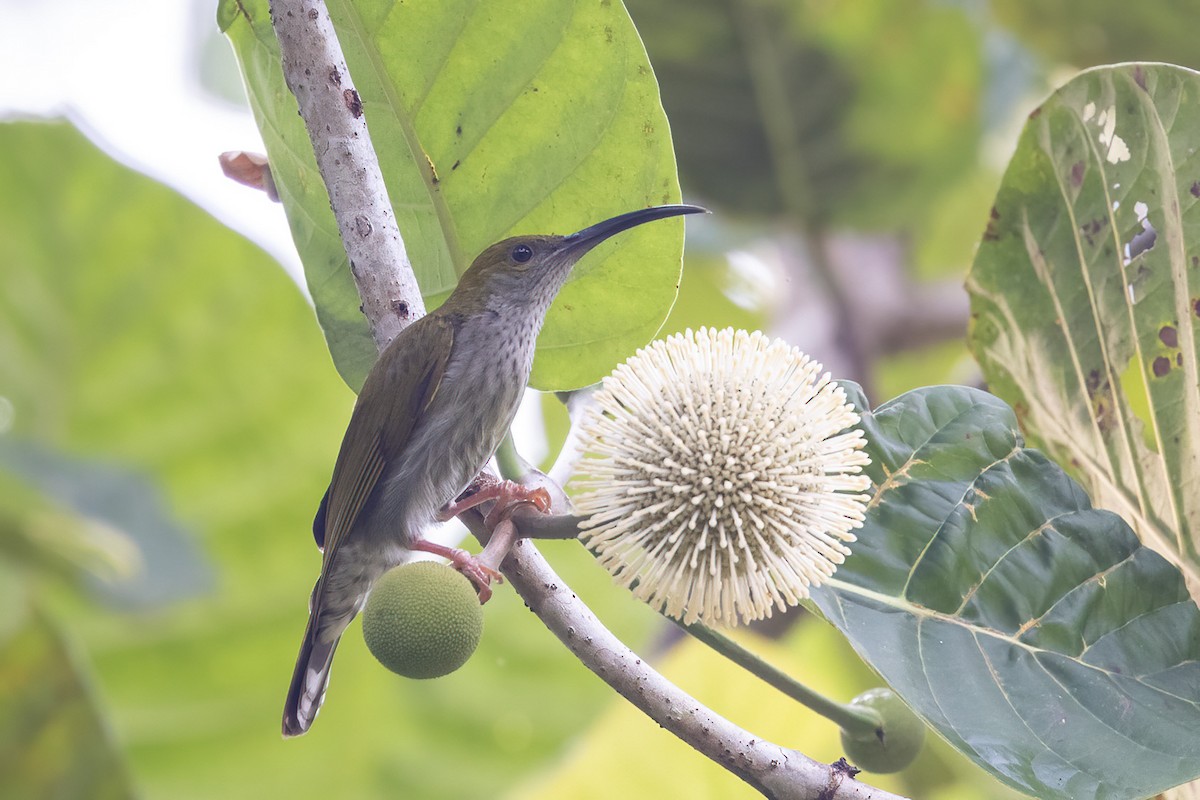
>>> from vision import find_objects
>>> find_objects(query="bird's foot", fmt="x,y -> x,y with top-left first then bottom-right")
437,474 -> 552,528
409,540 -> 503,603
426,477 -> 549,602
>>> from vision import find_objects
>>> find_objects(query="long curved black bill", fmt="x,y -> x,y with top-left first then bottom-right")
561,204 -> 707,257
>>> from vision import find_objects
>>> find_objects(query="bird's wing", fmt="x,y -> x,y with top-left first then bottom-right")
317,314 -> 455,567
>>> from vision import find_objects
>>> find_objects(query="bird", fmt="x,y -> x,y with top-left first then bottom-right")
282,203 -> 707,736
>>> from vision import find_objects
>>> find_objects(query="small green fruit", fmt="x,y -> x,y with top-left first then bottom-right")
840,688 -> 926,773
362,561 -> 484,679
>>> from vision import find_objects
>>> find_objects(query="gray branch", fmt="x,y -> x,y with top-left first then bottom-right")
269,2 -> 908,798
460,511 -> 905,800
270,0 -> 424,347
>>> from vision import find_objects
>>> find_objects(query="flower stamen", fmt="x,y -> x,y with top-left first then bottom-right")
572,328 -> 872,626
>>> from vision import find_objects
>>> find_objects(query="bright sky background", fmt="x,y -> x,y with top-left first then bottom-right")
0,0 -> 303,282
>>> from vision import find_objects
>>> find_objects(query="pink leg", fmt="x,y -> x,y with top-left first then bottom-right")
410,539 -> 503,603
437,474 -> 552,526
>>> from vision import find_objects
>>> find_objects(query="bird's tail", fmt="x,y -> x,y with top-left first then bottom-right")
282,591 -> 341,737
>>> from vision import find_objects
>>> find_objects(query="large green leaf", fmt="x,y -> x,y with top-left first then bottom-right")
220,0 -> 685,391
812,384 -> 1200,800
0,119 -> 663,799
966,64 -> 1200,590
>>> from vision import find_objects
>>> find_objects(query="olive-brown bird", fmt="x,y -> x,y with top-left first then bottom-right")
283,204 -> 706,736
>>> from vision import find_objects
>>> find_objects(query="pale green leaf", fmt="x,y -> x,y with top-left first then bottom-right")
966,64 -> 1200,588
221,0 -> 684,390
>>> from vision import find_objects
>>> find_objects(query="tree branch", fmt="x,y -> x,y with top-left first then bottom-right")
459,510 -> 905,800
270,0 -> 424,348
269,2 -> 909,797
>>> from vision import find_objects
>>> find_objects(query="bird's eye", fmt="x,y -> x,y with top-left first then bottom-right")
511,243 -> 534,263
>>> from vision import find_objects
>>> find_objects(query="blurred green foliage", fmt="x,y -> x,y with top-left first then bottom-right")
0,122 -> 661,799
627,0 -> 983,229
993,0 -> 1200,70
0,607 -> 134,800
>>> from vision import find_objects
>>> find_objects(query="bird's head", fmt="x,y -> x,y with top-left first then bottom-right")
447,204 -> 707,316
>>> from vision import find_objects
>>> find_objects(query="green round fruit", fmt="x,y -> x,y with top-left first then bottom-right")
361,561 -> 484,679
840,688 -> 926,773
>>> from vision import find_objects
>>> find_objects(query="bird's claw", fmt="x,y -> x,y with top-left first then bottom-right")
483,483 -> 551,530
453,556 -> 502,604
409,540 -> 503,603
424,477 -> 549,603
437,475 -> 553,527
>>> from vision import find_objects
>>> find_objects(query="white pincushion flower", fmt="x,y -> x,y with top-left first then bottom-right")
571,327 -> 871,626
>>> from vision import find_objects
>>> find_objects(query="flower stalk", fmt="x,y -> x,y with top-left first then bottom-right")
682,620 -> 882,739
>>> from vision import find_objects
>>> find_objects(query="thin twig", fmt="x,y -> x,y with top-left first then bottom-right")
681,621 -> 881,739
269,2 -> 908,797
